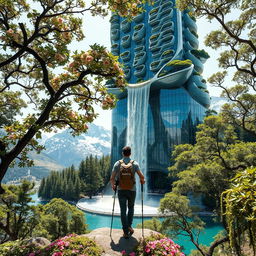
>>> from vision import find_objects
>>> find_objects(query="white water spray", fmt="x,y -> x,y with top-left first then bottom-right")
127,82 -> 151,198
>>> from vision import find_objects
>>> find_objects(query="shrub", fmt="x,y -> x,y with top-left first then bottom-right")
122,234 -> 185,256
0,234 -> 103,256
38,234 -> 103,256
191,49 -> 210,60
166,59 -> 192,67
0,240 -> 40,256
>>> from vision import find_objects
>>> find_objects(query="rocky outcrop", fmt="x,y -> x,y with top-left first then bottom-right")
84,227 -> 160,256
25,237 -> 51,247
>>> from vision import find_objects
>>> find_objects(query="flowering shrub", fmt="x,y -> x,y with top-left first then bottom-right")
38,234 -> 103,256
0,234 -> 102,256
0,240 -> 40,256
122,234 -> 185,256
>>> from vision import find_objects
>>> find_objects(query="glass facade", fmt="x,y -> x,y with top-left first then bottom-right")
111,87 -> 206,191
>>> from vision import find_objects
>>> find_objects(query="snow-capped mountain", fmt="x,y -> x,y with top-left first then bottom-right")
42,124 -> 111,167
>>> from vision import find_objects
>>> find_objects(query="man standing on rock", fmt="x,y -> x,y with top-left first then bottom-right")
110,146 -> 145,239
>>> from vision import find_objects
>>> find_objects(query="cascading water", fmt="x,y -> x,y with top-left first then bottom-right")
127,82 -> 151,198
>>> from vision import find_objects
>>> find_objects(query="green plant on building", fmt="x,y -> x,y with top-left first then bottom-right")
166,59 -> 193,67
191,49 -> 210,60
162,49 -> 174,56
150,8 -> 158,15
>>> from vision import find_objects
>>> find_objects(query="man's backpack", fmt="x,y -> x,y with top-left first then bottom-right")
118,160 -> 135,190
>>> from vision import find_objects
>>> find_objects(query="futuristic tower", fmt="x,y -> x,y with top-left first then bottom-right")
108,0 -> 210,192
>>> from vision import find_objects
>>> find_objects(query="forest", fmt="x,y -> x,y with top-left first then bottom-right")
38,155 -> 111,201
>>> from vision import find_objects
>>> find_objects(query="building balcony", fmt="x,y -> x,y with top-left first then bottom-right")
133,51 -> 147,66
132,24 -> 145,42
152,50 -> 162,60
133,12 -> 145,23
124,68 -> 131,80
161,1 -> 173,9
190,75 -> 207,89
150,41 -> 174,54
183,41 -> 194,51
121,35 -> 131,48
152,21 -> 174,35
135,45 -> 145,52
161,27 -> 174,37
185,50 -> 203,74
111,43 -> 119,55
183,27 -> 199,49
134,64 -> 146,77
151,63 -> 194,90
183,13 -> 197,34
111,23 -> 119,30
149,32 -> 160,46
161,34 -> 174,44
121,19 -> 131,33
161,49 -> 174,59
120,51 -> 131,62
186,78 -> 210,108
149,18 -> 160,27
110,15 -> 119,24
111,29 -> 119,41
159,6 -> 173,17
150,60 -> 161,72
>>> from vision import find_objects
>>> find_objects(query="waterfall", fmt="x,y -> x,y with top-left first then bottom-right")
127,82 -> 151,198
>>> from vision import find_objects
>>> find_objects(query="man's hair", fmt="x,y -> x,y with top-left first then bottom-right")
122,146 -> 131,156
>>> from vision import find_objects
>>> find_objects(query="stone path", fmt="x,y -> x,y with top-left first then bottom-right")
84,227 -> 159,255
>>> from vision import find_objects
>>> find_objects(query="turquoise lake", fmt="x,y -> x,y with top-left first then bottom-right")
31,194 -> 223,255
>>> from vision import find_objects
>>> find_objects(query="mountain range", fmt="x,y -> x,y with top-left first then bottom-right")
42,123 -> 111,167
3,124 -> 111,183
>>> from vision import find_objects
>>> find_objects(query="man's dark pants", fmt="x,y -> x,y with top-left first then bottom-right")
118,190 -> 136,235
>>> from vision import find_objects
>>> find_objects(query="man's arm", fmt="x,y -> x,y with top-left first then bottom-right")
137,170 -> 145,184
110,171 -> 117,191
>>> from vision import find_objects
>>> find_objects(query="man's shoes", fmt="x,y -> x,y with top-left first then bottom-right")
128,227 -> 134,236
123,232 -> 129,239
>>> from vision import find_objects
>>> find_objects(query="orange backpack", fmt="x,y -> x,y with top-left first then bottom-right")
118,160 -> 135,190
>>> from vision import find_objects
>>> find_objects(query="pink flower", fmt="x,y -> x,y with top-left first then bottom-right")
64,241 -> 70,247
52,252 -> 63,256
28,253 -> 35,256
103,59 -> 110,66
129,252 -> 136,256
121,250 -> 126,255
6,29 -> 14,35
145,246 -> 150,253
85,55 -> 94,63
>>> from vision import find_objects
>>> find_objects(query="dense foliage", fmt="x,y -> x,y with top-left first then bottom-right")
0,181 -> 87,243
221,168 -> 256,255
38,154 -> 110,200
160,115 -> 256,256
0,180 -> 40,243
0,234 -> 103,256
0,0 -> 153,194
35,198 -> 87,241
121,233 -> 185,256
